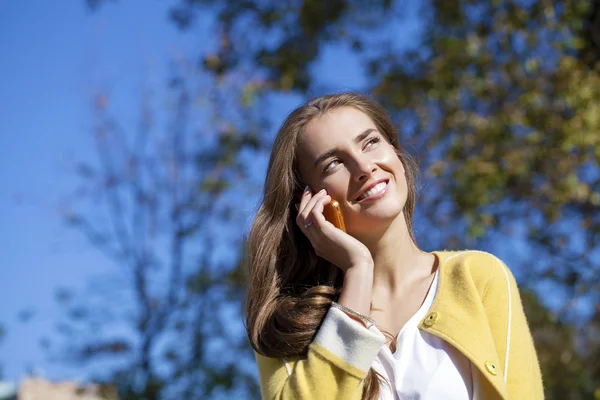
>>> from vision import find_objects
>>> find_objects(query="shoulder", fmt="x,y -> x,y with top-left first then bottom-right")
435,249 -> 517,297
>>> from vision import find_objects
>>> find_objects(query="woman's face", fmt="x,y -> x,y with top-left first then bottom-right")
296,106 -> 408,234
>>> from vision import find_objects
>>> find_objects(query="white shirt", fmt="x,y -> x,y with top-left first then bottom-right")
372,268 -> 473,400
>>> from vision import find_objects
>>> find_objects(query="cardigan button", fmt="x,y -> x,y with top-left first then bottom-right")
423,311 -> 439,327
485,360 -> 498,376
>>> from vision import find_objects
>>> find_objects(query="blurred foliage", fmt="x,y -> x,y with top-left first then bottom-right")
58,56 -> 267,398
81,0 -> 600,398
522,289 -> 595,399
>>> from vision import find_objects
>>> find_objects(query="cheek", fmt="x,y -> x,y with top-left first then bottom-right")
386,147 -> 405,174
322,174 -> 350,201
377,149 -> 405,176
394,160 -> 407,190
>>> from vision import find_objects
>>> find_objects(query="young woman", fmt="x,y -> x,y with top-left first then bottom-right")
245,93 -> 543,399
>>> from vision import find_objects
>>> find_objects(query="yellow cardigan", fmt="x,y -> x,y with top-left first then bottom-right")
255,250 -> 544,399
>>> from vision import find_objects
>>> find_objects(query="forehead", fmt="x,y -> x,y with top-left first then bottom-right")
298,107 -> 376,157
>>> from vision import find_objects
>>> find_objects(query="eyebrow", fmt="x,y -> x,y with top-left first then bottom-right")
313,128 -> 377,168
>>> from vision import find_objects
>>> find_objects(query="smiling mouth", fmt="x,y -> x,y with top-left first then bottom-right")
356,180 -> 389,202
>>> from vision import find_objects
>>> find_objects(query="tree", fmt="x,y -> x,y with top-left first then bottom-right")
81,0 -> 600,397
521,289 -> 594,399
165,0 -> 600,397
57,57 -> 267,398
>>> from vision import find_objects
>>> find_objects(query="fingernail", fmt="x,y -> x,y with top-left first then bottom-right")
319,188 -> 326,194
303,185 -> 310,194
294,203 -> 299,211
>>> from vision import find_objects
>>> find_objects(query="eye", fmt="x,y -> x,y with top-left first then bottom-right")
364,136 -> 381,149
324,158 -> 341,172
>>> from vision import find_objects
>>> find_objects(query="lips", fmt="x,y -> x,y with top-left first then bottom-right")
354,178 -> 390,202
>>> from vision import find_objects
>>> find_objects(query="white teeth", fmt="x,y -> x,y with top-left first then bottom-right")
358,182 -> 387,201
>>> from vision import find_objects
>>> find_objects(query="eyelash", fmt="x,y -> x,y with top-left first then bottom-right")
323,136 -> 381,172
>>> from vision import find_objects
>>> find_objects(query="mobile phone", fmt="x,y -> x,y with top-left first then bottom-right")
323,200 -> 346,232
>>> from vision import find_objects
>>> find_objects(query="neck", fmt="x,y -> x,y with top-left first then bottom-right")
353,212 -> 433,295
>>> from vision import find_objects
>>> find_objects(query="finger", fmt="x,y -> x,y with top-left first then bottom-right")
296,190 -> 327,231
297,185 -> 313,214
296,187 -> 315,229
298,194 -> 331,234
308,194 -> 331,220
307,194 -> 331,228
299,189 -> 327,222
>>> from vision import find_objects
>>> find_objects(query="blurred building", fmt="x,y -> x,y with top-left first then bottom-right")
0,378 -> 117,400
0,382 -> 17,400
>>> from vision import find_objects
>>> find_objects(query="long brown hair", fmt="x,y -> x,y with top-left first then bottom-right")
245,93 -> 419,399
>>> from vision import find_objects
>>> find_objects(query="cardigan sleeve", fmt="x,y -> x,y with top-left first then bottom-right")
255,306 -> 386,400
482,255 -> 544,400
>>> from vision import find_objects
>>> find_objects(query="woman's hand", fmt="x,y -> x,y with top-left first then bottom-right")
296,187 -> 373,273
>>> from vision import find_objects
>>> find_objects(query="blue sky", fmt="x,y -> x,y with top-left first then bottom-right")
0,0 -> 564,385
0,0 -> 386,383
4,0 -> 577,389
0,0 -> 205,381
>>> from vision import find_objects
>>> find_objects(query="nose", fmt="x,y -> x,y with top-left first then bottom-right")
351,156 -> 378,182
